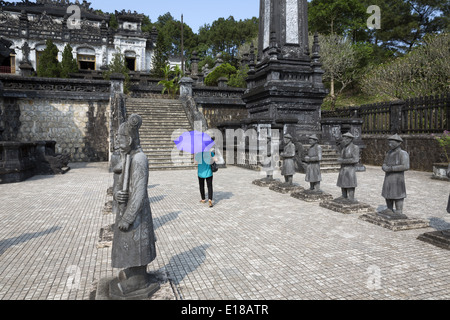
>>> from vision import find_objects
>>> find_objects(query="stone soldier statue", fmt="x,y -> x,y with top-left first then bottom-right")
261,135 -> 276,181
110,114 -> 159,298
336,132 -> 360,202
304,134 -> 322,191
380,134 -> 410,217
280,134 -> 296,185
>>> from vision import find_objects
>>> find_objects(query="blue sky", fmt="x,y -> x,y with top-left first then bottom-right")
91,0 -> 260,33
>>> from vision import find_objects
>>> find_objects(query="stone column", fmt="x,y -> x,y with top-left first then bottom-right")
179,77 -> 194,98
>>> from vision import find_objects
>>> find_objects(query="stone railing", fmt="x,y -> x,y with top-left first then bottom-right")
0,74 -> 111,100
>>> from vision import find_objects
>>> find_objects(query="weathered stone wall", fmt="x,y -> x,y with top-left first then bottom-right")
15,99 -> 109,162
0,75 -> 112,162
201,105 -> 248,129
362,134 -> 447,172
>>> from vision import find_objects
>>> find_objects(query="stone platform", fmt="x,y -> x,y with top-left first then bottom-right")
291,189 -> 333,202
252,178 -> 280,187
269,182 -> 304,194
95,270 -> 175,300
359,212 -> 430,231
319,198 -> 375,214
417,230 -> 450,250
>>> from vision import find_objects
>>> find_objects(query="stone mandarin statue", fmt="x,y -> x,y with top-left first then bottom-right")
304,134 -> 322,192
336,132 -> 360,203
280,134 -> 296,186
111,114 -> 159,298
380,134 -> 410,218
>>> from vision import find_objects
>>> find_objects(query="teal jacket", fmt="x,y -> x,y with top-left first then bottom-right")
195,152 -> 215,178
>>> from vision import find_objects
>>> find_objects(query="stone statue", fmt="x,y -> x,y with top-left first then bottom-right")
379,134 -> 410,219
304,134 -> 322,191
110,114 -> 159,299
261,135 -> 275,181
280,134 -> 296,185
336,132 -> 360,203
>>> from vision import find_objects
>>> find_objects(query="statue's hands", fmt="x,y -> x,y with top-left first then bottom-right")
118,219 -> 131,231
116,191 -> 129,204
382,164 -> 391,172
304,156 -> 310,162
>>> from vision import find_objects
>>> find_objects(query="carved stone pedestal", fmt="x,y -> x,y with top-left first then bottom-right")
291,189 -> 333,202
96,271 -> 164,300
252,178 -> 280,187
320,198 -> 375,214
269,182 -> 304,194
417,230 -> 450,250
359,211 -> 430,231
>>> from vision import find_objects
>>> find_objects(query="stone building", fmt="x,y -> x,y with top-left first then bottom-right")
0,0 -> 157,75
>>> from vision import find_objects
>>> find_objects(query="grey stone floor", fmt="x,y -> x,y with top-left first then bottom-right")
0,162 -> 449,300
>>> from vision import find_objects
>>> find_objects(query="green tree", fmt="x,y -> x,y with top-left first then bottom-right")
153,12 -> 198,63
197,16 -> 258,68
109,14 -> 118,30
361,33 -> 450,99
36,39 -> 61,78
308,0 -> 368,42
361,0 -> 448,54
204,63 -> 237,86
318,34 -> 358,109
151,31 -> 170,78
103,51 -> 131,94
60,44 -> 78,78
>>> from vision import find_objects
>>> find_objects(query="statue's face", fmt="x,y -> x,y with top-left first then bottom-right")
309,138 -> 317,145
388,140 -> 401,150
342,137 -> 352,146
284,137 -> 290,144
118,132 -> 132,154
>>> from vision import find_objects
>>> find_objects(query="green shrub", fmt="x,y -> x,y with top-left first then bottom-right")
204,63 -> 236,86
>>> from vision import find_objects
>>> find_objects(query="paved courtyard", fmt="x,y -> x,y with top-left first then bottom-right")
0,162 -> 449,300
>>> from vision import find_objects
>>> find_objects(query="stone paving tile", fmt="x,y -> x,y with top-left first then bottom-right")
0,163 -> 449,300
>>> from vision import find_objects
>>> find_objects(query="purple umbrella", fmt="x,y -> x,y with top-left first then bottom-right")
174,131 -> 215,154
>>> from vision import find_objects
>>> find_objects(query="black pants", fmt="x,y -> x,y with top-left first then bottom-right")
198,176 -> 213,201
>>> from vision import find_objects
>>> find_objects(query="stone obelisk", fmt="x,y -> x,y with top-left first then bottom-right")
243,0 -> 327,143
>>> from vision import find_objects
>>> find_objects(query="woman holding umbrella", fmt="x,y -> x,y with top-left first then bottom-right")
174,131 -> 218,207
195,148 -> 218,207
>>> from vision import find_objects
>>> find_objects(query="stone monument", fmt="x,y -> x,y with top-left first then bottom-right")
243,0 -> 327,144
417,164 -> 450,248
253,135 -> 280,187
291,134 -> 332,202
360,134 -> 429,230
97,114 -> 160,300
320,133 -> 373,214
269,134 -> 303,193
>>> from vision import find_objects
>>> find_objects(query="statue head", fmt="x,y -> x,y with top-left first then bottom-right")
387,134 -> 403,150
341,132 -> 354,147
118,114 -> 142,154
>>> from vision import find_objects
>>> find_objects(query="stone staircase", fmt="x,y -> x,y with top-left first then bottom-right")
318,144 -> 341,173
302,144 -> 341,173
126,97 -> 196,171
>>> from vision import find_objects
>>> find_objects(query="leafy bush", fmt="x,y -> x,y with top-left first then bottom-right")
158,64 -> 181,98
227,65 -> 249,88
204,63 -> 236,86
361,33 -> 450,100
